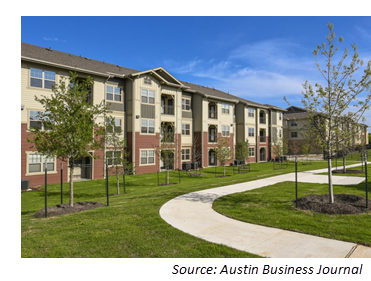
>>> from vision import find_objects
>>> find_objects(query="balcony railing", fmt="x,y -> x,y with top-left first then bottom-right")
161,105 -> 174,115
160,133 -> 175,143
209,110 -> 217,119
260,136 -> 266,143
208,134 -> 217,143
259,118 -> 266,124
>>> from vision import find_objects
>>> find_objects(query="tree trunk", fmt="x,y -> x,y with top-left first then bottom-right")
327,154 -> 334,204
223,165 -> 226,177
69,167 -> 74,207
166,169 -> 169,185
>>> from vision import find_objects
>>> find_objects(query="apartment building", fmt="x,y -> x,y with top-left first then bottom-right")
283,106 -> 369,155
21,42 -> 284,187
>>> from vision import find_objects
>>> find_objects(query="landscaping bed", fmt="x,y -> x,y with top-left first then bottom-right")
296,194 -> 370,215
33,201 -> 105,218
332,169 -> 364,174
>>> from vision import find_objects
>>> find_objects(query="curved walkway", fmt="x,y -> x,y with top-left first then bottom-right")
159,163 -> 371,258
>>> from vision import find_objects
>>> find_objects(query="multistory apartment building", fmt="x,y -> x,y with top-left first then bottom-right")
21,42 -> 285,187
283,106 -> 369,155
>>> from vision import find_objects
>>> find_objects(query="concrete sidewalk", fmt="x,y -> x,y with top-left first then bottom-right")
159,163 -> 371,258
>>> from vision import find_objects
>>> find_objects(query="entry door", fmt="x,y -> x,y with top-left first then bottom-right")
260,148 -> 266,162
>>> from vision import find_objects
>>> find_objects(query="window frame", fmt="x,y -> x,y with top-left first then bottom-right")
182,123 -> 190,136
140,149 -> 155,166
248,147 -> 255,157
106,150 -> 122,166
291,131 -> 298,138
26,152 -> 57,175
181,148 -> 191,161
141,89 -> 155,104
222,125 -> 230,137
182,98 -> 191,111
106,85 -> 122,102
248,108 -> 255,118
141,119 -> 155,134
221,103 -> 230,114
248,127 -> 255,137
144,76 -> 152,85
30,68 -> 56,89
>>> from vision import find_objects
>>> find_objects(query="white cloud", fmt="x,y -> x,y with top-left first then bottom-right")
43,37 -> 66,42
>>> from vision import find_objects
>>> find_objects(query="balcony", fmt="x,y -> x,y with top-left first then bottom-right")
259,117 -> 266,124
209,110 -> 217,119
260,136 -> 266,143
161,105 -> 174,115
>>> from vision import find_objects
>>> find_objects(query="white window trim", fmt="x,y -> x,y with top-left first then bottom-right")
181,148 -> 191,161
105,84 -> 122,103
248,127 -> 255,137
182,123 -> 191,136
25,151 -> 57,176
222,125 -> 230,137
141,88 -> 156,104
139,149 -> 156,166
182,98 -> 191,111
140,119 -> 155,135
221,103 -> 230,114
249,147 -> 255,157
29,68 -> 56,90
106,150 -> 123,167
248,108 -> 255,118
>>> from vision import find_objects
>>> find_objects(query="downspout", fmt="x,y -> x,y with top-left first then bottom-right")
103,74 -> 114,179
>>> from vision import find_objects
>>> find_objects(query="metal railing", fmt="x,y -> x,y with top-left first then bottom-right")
209,110 -> 217,119
161,105 -> 174,115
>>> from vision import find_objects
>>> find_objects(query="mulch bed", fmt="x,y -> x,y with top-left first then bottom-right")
216,175 -> 232,178
158,183 -> 178,186
33,201 -> 106,218
295,194 -> 371,215
332,169 -> 364,174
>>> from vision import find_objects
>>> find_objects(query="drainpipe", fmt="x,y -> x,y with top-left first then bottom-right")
103,74 -> 114,179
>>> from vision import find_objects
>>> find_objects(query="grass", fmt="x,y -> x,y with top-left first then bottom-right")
21,160 -> 361,258
213,180 -> 371,247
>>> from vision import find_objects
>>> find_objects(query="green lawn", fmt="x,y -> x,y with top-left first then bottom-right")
213,180 -> 371,246
21,160 -> 363,258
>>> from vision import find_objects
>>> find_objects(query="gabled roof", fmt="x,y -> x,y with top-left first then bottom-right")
129,67 -> 187,88
21,42 -> 140,77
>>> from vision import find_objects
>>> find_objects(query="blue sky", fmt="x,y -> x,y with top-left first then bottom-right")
21,16 -> 371,130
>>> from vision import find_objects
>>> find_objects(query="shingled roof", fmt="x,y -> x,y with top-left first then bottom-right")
21,42 -> 276,108
21,42 -> 140,77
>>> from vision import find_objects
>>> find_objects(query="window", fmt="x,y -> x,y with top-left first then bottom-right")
249,147 -> 255,157
291,120 -> 297,126
141,119 -> 155,134
248,108 -> 254,118
291,132 -> 298,138
222,103 -> 230,114
182,149 -> 190,161
141,89 -> 155,104
107,118 -> 122,133
279,129 -> 282,138
28,153 -> 55,173
182,98 -> 191,110
30,68 -> 56,89
279,112 -> 282,121
248,127 -> 255,137
106,151 -> 122,166
222,126 -> 230,137
144,77 -> 152,85
29,111 -> 42,129
182,124 -> 190,135
140,150 -> 155,165
209,127 -> 217,142
106,85 -> 122,102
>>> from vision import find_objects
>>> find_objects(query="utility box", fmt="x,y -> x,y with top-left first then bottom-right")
182,162 -> 191,171
21,179 -> 29,190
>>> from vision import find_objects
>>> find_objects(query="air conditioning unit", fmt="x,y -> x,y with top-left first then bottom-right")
21,179 -> 29,190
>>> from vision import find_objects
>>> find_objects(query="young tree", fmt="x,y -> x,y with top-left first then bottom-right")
28,72 -> 108,207
271,132 -> 288,169
301,142 -> 312,164
105,116 -> 131,194
301,22 -> 371,203
235,140 -> 249,165
215,137 -> 232,177
154,123 -> 179,185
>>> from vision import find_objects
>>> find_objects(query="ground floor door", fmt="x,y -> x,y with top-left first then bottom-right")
73,155 -> 92,180
209,150 -> 217,166
259,148 -> 266,162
